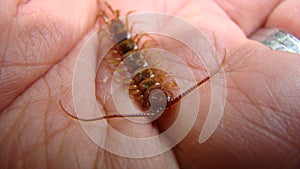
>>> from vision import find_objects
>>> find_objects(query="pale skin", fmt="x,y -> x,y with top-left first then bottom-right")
0,0 -> 300,168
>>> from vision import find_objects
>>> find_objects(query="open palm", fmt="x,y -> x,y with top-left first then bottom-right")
1,0 -> 299,168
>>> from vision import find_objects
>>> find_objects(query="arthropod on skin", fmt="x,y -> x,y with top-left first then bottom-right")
59,2 -> 223,122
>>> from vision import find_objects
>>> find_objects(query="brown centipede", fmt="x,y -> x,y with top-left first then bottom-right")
59,2 -> 224,121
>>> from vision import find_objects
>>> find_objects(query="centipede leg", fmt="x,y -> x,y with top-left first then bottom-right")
164,81 -> 178,90
156,72 -> 173,82
131,33 -> 140,40
133,33 -> 155,43
128,84 -> 143,104
97,28 -> 113,43
101,49 -> 122,70
97,11 -> 110,24
133,33 -> 145,45
96,12 -> 114,44
152,69 -> 177,90
140,39 -> 159,49
129,84 -> 142,96
59,100 -> 155,121
125,10 -> 136,30
104,1 -> 119,17
112,65 -> 132,86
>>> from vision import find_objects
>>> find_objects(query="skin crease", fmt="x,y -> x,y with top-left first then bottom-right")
0,0 -> 300,168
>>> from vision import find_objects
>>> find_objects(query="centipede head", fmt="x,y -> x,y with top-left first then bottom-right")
108,19 -> 129,41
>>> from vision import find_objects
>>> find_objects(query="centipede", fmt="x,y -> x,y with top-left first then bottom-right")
59,2 -> 223,121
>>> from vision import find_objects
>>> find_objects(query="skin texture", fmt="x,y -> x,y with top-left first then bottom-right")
0,0 -> 300,168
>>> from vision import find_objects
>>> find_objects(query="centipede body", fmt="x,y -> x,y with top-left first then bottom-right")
59,2 -> 222,121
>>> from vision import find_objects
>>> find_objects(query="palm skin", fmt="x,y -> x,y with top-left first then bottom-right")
0,0 -> 299,169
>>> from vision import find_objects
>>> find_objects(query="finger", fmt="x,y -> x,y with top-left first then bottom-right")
175,42 -> 300,169
0,0 -> 99,111
266,0 -> 300,39
214,0 -> 283,35
0,24 -> 105,168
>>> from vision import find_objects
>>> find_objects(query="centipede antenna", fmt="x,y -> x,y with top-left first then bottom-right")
169,56 -> 226,106
104,1 -> 117,16
125,10 -> 136,30
59,101 -> 155,122
169,76 -> 210,106
98,11 -> 110,23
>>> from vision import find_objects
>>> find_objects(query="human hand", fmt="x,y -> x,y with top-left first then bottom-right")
0,0 -> 299,169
